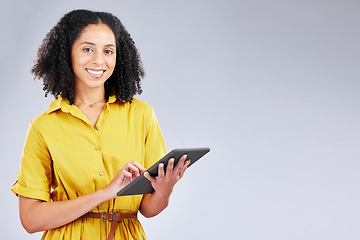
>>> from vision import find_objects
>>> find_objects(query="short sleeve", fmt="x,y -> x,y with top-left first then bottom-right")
144,107 -> 167,169
11,121 -> 52,202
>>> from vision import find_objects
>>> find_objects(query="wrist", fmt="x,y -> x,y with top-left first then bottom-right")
152,189 -> 171,204
98,187 -> 116,202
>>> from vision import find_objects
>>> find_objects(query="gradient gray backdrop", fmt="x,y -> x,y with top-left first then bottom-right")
1,0 -> 359,239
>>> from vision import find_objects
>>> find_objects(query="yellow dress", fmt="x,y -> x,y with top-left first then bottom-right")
11,96 -> 167,239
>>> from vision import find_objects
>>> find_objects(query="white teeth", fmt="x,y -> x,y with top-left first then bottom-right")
87,69 -> 104,75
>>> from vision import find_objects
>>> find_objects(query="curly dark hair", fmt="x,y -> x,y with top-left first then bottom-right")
32,9 -> 144,104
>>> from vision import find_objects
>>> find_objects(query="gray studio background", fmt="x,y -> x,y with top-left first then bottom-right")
1,0 -> 359,239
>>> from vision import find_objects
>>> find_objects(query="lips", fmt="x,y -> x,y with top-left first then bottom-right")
86,68 -> 105,78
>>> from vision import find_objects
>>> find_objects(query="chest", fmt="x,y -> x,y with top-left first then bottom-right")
44,109 -> 147,189
76,103 -> 106,127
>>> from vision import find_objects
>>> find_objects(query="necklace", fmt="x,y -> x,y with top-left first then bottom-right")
74,98 -> 105,108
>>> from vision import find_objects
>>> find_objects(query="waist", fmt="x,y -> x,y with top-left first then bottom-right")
82,210 -> 138,240
83,211 -> 138,221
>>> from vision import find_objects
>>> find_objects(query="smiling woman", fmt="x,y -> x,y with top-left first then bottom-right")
31,9 -> 144,105
71,24 -> 117,92
11,9 -> 190,240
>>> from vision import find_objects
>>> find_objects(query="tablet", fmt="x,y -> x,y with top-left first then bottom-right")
116,147 -> 210,196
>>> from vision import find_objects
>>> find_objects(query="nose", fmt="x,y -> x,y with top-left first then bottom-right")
92,51 -> 105,66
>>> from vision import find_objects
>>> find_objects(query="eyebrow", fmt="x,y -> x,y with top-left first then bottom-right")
80,41 -> 116,48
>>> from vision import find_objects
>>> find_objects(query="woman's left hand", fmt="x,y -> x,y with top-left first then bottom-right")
144,154 -> 190,198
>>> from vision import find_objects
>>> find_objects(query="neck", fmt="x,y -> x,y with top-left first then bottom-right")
74,85 -> 106,104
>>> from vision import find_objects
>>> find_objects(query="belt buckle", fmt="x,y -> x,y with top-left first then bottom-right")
101,213 -> 113,221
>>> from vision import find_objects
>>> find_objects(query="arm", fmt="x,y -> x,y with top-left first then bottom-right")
140,155 -> 190,218
19,161 -> 143,234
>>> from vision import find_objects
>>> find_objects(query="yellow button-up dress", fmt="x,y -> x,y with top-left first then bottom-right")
11,96 -> 167,239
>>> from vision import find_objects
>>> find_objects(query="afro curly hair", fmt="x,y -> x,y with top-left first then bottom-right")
32,9 -> 144,104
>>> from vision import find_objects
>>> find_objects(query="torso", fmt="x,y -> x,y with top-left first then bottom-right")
12,96 -> 167,239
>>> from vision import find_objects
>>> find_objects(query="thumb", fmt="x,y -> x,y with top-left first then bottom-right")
144,172 -> 155,183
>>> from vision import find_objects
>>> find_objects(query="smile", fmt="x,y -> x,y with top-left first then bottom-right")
86,68 -> 105,77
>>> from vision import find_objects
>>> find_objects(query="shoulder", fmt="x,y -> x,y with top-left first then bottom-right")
113,98 -> 154,115
30,111 -> 54,133
30,98 -> 65,130
113,98 -> 157,123
128,98 -> 153,112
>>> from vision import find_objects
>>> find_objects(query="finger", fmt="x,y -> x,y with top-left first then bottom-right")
124,163 -> 141,177
174,155 -> 187,174
119,164 -> 139,182
122,170 -> 133,181
144,171 -> 156,183
131,160 -> 147,173
157,163 -> 165,180
179,159 -> 191,179
166,158 -> 175,176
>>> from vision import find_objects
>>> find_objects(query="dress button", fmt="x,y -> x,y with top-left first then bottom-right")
99,171 -> 104,176
96,126 -> 100,130
95,146 -> 101,151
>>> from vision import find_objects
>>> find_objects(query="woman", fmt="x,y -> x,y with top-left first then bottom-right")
11,9 -> 189,240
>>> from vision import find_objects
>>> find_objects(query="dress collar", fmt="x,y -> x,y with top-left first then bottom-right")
46,95 -> 118,114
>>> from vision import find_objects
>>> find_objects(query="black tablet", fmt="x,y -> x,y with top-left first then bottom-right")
117,147 -> 210,196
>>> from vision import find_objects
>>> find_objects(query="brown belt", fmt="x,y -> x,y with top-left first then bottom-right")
83,212 -> 138,240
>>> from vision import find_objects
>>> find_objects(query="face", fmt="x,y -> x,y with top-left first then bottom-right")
71,24 -> 116,91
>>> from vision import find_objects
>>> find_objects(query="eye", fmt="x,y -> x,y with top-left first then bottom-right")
83,47 -> 93,53
105,49 -> 114,55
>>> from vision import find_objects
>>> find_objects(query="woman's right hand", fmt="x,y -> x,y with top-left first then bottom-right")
103,161 -> 147,201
